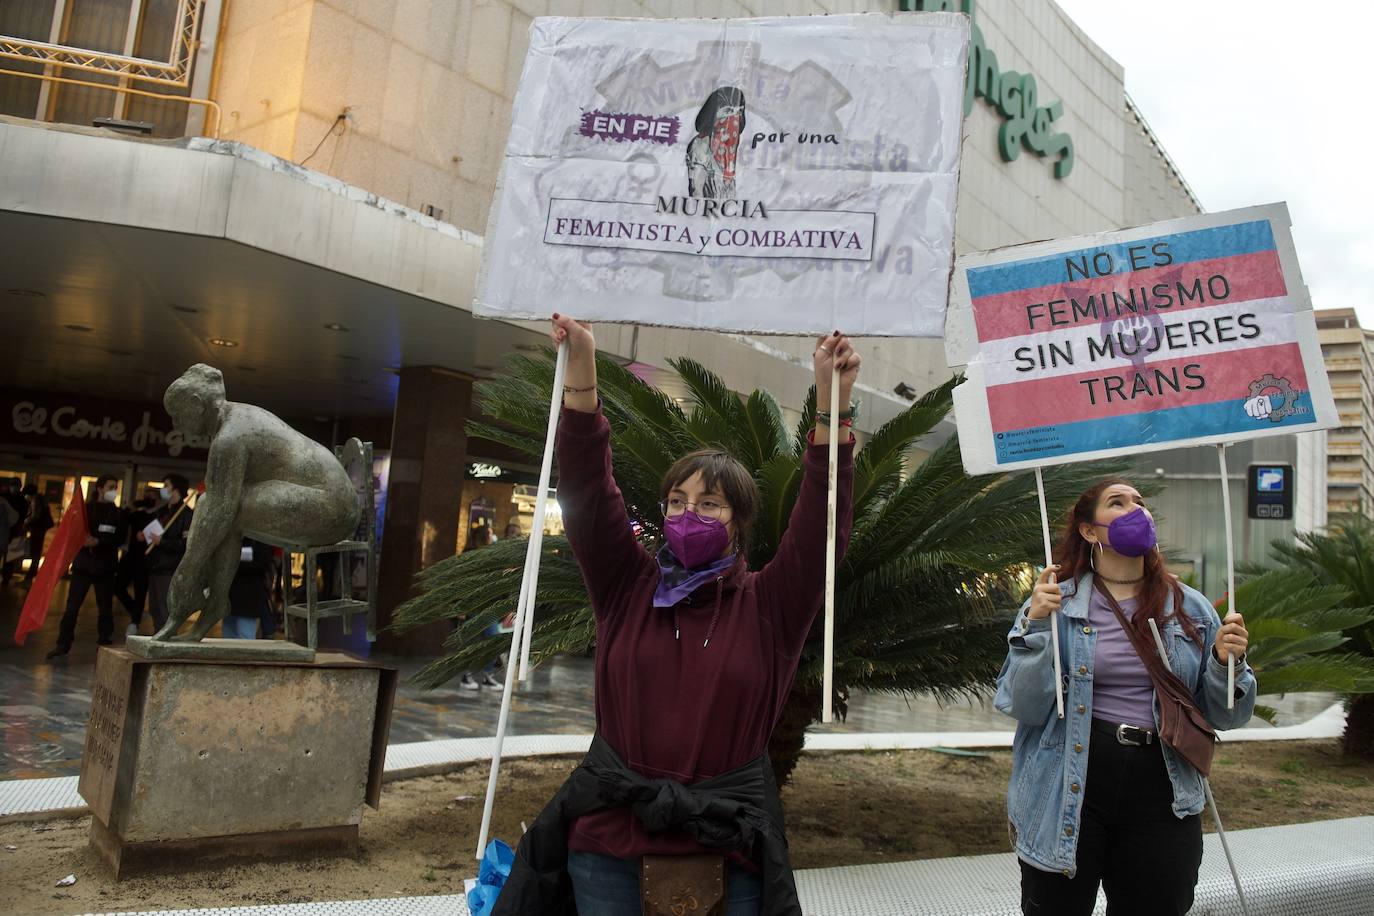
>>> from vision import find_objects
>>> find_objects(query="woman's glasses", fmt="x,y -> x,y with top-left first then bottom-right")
660,496 -> 731,522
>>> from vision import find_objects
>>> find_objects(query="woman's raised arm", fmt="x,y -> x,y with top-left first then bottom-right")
550,315 -> 651,618
754,332 -> 861,657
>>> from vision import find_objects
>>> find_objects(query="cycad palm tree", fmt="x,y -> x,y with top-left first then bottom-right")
1256,515 -> 1374,757
1217,566 -> 1374,727
392,350 -> 1113,784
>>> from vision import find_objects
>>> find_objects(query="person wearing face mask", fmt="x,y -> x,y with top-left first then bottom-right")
491,316 -> 858,916
46,474 -> 128,659
995,478 -> 1256,916
141,474 -> 194,632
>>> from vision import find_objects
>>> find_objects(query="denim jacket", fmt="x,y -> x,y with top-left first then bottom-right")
994,573 -> 1256,875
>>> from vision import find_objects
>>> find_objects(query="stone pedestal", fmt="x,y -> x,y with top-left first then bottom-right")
78,646 -> 396,878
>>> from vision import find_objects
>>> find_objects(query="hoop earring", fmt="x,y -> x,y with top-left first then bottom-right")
1090,540 -> 1102,573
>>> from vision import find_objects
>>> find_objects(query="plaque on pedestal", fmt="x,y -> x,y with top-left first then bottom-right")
78,646 -> 396,878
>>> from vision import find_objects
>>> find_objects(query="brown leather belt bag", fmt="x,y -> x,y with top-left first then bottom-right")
640,853 -> 726,916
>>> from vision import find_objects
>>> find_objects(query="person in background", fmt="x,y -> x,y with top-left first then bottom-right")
116,495 -> 157,635
222,538 -> 275,639
0,479 -> 21,586
459,520 -> 496,690
142,474 -> 193,632
46,475 -> 127,659
22,483 -> 53,586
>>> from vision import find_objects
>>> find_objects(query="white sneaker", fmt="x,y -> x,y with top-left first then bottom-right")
481,673 -> 502,689
126,623 -> 140,637
459,673 -> 480,691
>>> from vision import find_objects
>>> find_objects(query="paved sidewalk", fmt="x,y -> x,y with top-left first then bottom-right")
61,817 -> 1374,916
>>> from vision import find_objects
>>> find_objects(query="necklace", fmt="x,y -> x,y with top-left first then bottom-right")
1097,572 -> 1144,585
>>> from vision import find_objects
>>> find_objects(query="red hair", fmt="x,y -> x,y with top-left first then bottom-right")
1053,477 -> 1201,645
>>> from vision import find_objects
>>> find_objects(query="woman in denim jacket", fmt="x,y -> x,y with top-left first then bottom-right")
995,478 -> 1256,915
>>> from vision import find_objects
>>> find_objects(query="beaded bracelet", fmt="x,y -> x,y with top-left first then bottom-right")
815,404 -> 858,425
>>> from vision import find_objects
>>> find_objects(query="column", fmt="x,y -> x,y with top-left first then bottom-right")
375,367 -> 471,655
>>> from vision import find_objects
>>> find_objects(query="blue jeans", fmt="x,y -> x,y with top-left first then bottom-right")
567,851 -> 762,915
221,614 -> 259,639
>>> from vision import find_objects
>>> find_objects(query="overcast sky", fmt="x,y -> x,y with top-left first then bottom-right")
1053,0 -> 1373,331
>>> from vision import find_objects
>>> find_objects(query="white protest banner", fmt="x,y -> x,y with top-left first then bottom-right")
945,203 -> 1338,475
475,13 -> 969,336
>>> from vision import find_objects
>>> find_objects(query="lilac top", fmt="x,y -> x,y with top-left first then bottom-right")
1088,590 -> 1156,730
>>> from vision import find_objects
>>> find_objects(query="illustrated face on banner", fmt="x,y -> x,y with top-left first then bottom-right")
476,15 -> 971,337
944,204 -> 1339,474
686,87 -> 746,200
712,106 -> 741,170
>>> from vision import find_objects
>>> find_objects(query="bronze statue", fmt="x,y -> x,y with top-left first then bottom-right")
152,365 -> 359,642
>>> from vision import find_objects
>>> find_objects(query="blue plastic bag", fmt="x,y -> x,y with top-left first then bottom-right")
466,838 -> 515,916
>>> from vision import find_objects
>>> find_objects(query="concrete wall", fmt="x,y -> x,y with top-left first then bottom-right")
1123,99 -> 1201,226
212,0 -> 316,158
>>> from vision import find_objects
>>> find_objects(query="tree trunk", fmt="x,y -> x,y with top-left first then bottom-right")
769,680 -> 820,789
1343,693 -> 1374,759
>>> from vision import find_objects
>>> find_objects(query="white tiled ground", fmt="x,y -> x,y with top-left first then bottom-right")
72,817 -> 1374,916
0,703 -> 1348,819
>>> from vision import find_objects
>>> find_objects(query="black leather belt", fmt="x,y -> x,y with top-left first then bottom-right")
1091,718 -> 1157,747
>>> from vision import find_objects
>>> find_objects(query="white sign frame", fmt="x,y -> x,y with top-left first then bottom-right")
474,13 -> 970,337
945,203 -> 1338,475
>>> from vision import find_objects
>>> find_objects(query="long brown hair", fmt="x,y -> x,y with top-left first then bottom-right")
1053,477 -> 1200,645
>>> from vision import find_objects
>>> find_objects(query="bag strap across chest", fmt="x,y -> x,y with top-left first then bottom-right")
1093,579 -> 1217,775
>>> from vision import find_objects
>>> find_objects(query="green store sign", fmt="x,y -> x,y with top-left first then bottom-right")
901,0 -> 1074,179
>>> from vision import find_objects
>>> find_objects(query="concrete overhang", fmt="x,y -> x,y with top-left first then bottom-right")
0,116 -> 544,420
0,116 -> 944,444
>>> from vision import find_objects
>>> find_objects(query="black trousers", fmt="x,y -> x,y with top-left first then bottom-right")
25,531 -> 46,580
115,560 -> 148,624
1020,722 -> 1203,916
57,570 -> 116,648
148,573 -> 173,630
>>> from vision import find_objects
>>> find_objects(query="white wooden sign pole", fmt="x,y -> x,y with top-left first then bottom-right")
1035,468 -> 1066,719
1216,444 -> 1237,709
475,342 -> 567,859
821,365 -> 841,724
516,344 -> 570,682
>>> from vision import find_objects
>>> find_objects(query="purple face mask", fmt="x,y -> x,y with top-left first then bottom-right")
1102,506 -> 1157,558
664,511 -> 731,569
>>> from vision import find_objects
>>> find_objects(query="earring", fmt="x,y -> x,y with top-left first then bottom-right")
1090,540 -> 1102,573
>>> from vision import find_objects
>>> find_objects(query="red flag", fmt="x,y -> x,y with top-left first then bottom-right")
14,495 -> 89,646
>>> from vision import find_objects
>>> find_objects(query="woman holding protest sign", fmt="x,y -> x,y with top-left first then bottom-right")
995,478 -> 1255,915
490,314 -> 859,916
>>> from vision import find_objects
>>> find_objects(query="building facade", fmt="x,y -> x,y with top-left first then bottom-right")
2,0 -> 1293,645
1317,308 -> 1374,519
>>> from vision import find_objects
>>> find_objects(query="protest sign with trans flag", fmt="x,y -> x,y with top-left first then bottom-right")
945,203 -> 1337,474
